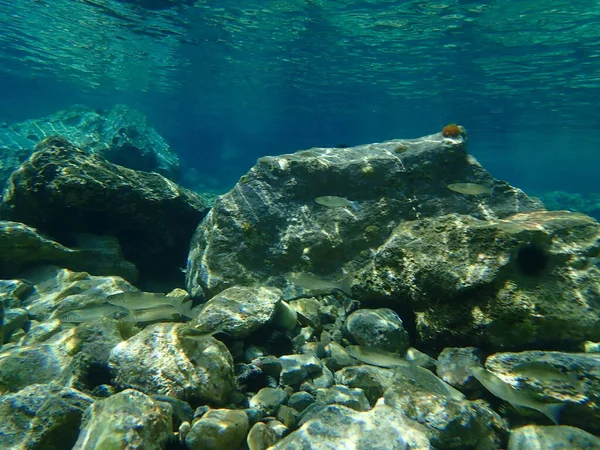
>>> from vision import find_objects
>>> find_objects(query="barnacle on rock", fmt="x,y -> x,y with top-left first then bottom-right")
442,123 -> 462,138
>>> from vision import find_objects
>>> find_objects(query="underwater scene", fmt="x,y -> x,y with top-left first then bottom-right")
1,1 -> 600,449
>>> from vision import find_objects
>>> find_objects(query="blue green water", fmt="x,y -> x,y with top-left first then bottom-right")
0,0 -> 598,194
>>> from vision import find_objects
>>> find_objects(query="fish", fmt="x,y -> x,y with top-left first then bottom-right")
179,328 -> 228,342
345,345 -> 410,368
447,183 -> 492,195
513,361 -> 579,385
59,304 -> 128,323
121,304 -> 186,324
107,291 -> 186,311
287,272 -> 353,296
470,366 -> 566,424
315,196 -> 359,211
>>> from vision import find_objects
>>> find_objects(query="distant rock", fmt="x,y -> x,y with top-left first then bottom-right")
186,131 -> 544,300
0,104 -> 180,189
539,190 -> 600,222
0,136 -> 208,281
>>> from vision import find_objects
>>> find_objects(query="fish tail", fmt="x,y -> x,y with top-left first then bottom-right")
350,201 -> 359,211
540,402 -> 566,425
338,277 -> 353,296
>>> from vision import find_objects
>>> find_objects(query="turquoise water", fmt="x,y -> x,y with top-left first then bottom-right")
0,0 -> 598,193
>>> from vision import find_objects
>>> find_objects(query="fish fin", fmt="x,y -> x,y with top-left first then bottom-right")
540,402 -> 566,425
350,201 -> 359,211
177,300 -> 198,319
338,277 -> 353,296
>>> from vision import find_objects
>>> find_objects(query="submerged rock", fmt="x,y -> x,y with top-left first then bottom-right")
0,220 -> 138,282
108,322 -> 235,405
0,136 -> 208,280
484,350 -> 600,433
187,131 -> 543,299
185,409 -> 249,450
0,104 -> 180,187
72,389 -> 172,450
507,424 -> 600,450
356,210 -> 600,350
0,384 -> 94,449
344,308 -> 409,354
271,402 -> 430,450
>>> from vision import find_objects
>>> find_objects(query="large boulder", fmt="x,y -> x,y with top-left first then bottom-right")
0,104 -> 180,188
355,210 -> 600,350
0,136 -> 209,280
186,131 -> 543,300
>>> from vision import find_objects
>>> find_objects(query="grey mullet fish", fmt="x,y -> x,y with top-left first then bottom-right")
471,366 -> 566,424
287,272 -> 353,296
315,196 -> 359,211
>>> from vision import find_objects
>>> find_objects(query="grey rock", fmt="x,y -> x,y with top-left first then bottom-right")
186,409 -> 249,450
315,384 -> 371,411
2,307 -> 28,343
73,389 -> 172,450
344,308 -> 409,354
266,419 -> 291,440
250,387 -> 289,415
0,383 -> 94,450
279,353 -> 323,387
288,391 -> 315,412
0,221 -> 138,282
324,342 -> 357,372
276,404 -> 297,429
334,365 -> 396,406
0,104 -> 180,186
247,421 -> 278,450
0,278 -> 33,308
508,424 -> 600,450
20,319 -> 63,346
288,297 -> 321,328
300,364 -> 335,394
186,132 -> 543,299
0,136 -> 208,279
0,342 -> 71,392
485,350 -> 600,433
437,347 -> 484,391
21,266 -> 136,321
191,285 -> 282,338
355,210 -> 600,351
385,369 -> 509,449
271,402 -> 430,450
109,322 -> 235,405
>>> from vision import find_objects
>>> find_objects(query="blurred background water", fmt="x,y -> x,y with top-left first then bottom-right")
0,0 -> 598,196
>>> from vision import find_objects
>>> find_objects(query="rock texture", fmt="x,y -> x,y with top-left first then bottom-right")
0,220 -> 138,282
0,104 -> 180,188
0,384 -> 94,449
108,323 -> 236,405
187,131 -> 543,300
484,350 -> 600,433
0,136 -> 208,279
73,389 -> 172,450
356,210 -> 600,350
